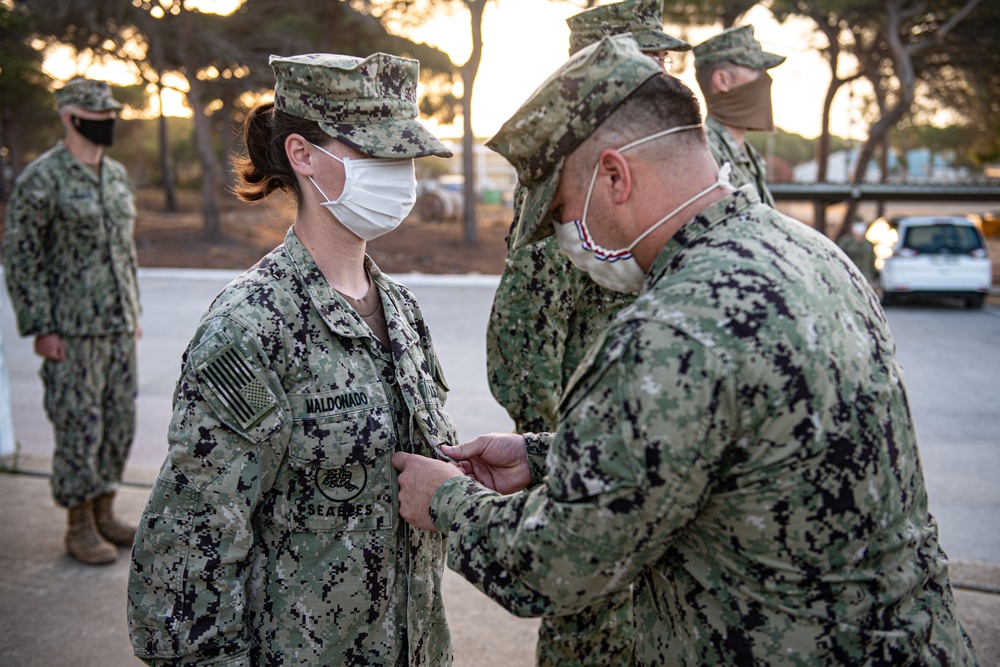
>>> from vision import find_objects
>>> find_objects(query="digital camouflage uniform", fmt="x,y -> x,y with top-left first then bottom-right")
487,192 -> 634,435
129,229 -> 456,667
837,233 -> 878,284
486,3 -> 690,664
3,81 -> 139,509
461,36 -> 978,666
704,116 -> 774,206
437,185 -> 978,666
487,204 -> 637,667
128,52 -> 457,666
695,25 -> 785,207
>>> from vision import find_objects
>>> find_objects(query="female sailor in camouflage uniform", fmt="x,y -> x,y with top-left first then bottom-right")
128,53 -> 457,666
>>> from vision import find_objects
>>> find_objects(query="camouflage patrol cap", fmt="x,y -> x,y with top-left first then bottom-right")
53,77 -> 123,112
269,52 -> 452,159
693,25 -> 785,70
486,35 -> 661,250
567,0 -> 690,56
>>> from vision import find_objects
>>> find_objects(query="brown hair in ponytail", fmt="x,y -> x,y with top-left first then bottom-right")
231,102 -> 331,205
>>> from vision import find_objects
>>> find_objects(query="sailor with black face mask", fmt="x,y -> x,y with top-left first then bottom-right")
694,25 -> 785,207
3,77 -> 140,566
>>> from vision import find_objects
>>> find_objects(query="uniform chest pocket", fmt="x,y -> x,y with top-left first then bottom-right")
59,193 -> 104,238
286,396 -> 396,533
104,182 -> 136,224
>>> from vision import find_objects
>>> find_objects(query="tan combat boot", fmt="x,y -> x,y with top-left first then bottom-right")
93,491 -> 137,547
66,500 -> 117,565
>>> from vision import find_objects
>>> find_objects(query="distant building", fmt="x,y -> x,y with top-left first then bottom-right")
793,147 -> 968,184
440,140 -> 518,195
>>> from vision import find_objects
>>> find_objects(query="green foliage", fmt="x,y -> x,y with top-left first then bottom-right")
911,0 -> 1000,164
16,0 -> 457,121
5,0 -> 461,181
0,3 -> 59,177
661,0 -> 759,29
892,122 -> 994,169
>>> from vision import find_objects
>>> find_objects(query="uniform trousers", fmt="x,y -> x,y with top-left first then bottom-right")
42,332 -> 136,507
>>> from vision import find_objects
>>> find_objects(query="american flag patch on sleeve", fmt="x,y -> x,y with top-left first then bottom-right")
201,344 -> 276,430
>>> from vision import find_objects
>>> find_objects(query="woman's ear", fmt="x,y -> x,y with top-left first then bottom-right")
598,149 -> 633,205
285,134 -> 314,176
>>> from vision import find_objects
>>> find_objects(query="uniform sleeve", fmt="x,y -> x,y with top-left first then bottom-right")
2,169 -> 57,336
486,235 -> 579,433
430,319 -> 740,617
523,431 -> 554,486
111,161 -> 142,317
128,316 -> 291,666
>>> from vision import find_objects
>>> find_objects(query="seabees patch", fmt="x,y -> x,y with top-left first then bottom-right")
316,464 -> 367,502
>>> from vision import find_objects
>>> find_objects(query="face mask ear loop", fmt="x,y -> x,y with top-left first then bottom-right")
576,123 -> 707,257
626,162 -> 735,253
310,142 -> 350,204
311,142 -> 344,164
717,162 -> 733,187
308,176 -> 332,202
617,123 -> 703,153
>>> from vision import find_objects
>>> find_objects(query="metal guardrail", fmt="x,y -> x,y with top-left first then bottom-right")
769,183 -> 1000,204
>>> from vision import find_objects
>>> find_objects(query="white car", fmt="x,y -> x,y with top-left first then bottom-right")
874,215 -> 992,309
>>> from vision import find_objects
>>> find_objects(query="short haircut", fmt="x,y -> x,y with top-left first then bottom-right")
568,74 -> 705,177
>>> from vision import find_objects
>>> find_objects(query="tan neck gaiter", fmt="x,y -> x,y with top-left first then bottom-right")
704,72 -> 775,132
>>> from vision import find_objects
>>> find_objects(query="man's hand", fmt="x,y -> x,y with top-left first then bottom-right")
34,334 -> 66,361
392,452 -> 464,532
441,433 -> 530,495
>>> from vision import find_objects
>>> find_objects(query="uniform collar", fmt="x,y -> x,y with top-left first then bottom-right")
54,140 -> 103,183
705,116 -> 756,165
645,185 -> 761,289
284,226 -> 419,357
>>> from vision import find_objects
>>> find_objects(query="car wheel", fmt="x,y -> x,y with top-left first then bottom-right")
881,293 -> 895,307
965,294 -> 985,309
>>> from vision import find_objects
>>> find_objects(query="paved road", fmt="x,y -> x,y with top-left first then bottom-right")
2,270 -> 998,563
1,270 -> 998,665
877,300 -> 1000,564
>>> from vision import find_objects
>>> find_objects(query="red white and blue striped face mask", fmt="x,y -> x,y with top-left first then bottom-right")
553,123 -> 733,293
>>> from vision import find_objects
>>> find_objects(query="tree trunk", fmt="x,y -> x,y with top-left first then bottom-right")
0,109 -> 12,201
175,5 -> 219,238
156,82 -> 179,212
149,35 -> 178,212
461,0 -> 487,247
814,80 -> 840,233
799,4 -> 862,234
840,0 -> 981,236
0,103 -> 26,198
876,134 -> 890,217
188,76 -> 222,240
219,100 -> 238,194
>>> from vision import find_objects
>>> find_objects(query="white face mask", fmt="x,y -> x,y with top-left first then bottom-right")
308,143 -> 417,241
554,125 -> 733,293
